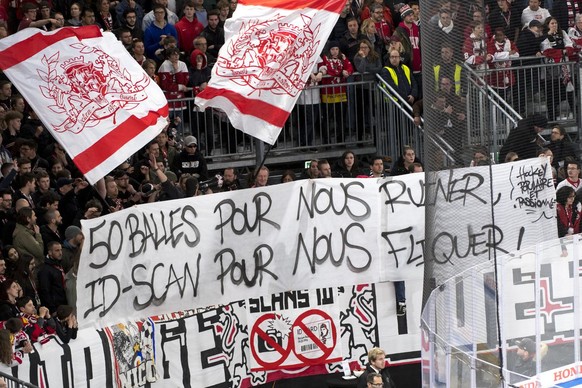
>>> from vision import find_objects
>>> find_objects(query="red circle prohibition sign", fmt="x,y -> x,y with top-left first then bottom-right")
292,309 -> 337,365
250,313 -> 293,369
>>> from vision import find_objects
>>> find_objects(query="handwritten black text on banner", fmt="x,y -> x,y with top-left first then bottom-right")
78,159 -> 556,328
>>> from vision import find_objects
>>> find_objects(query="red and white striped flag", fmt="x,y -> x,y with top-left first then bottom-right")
195,0 -> 346,145
0,26 -> 169,184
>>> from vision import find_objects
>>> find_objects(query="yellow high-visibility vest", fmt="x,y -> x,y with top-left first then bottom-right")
433,64 -> 462,95
383,65 -> 411,102
384,64 -> 412,86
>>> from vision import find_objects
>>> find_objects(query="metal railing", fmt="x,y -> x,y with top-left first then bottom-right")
0,370 -> 37,388
168,75 -> 380,172
166,59 -> 582,172
375,74 -> 455,164
464,62 -> 522,151
465,57 -> 582,159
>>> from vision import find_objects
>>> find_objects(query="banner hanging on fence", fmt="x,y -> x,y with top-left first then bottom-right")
77,159 -> 556,330
427,159 -> 557,285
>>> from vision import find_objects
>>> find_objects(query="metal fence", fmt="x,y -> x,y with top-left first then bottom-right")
466,57 -> 582,160
375,74 -> 458,166
0,370 -> 37,388
168,75 -> 386,172
168,59 -> 582,173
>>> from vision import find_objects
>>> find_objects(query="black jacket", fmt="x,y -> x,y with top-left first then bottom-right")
380,63 -> 418,102
172,150 -> 208,181
55,319 -> 78,344
0,299 -> 20,321
357,364 -> 396,388
499,115 -> 548,162
548,138 -> 578,168
37,257 -> 68,313
391,156 -> 422,176
516,28 -> 545,61
200,26 -> 224,58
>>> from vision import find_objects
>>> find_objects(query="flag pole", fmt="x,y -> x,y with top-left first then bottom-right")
251,139 -> 273,183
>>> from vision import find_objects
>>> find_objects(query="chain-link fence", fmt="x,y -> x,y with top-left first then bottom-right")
418,0 -> 575,385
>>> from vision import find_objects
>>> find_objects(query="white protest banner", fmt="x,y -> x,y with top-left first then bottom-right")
10,256 -> 582,387
10,271 -> 581,387
247,288 -> 342,370
78,159 -> 556,329
195,0 -> 346,144
149,283 -> 423,386
378,173 -> 425,281
425,159 -> 556,285
0,26 -> 169,184
8,327 -> 112,387
78,178 -> 380,328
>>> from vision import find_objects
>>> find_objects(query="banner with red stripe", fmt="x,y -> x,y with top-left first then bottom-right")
195,0 -> 345,145
0,26 -> 169,184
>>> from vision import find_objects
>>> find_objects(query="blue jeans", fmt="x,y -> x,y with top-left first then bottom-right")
394,281 -> 405,303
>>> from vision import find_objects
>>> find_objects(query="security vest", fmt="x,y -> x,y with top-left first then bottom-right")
383,64 -> 411,102
384,64 -> 412,86
433,64 -> 462,95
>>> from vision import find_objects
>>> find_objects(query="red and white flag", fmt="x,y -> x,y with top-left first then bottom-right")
195,0 -> 346,145
0,26 -> 169,184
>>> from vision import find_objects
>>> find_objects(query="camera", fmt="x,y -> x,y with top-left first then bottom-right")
141,183 -> 156,197
199,174 -> 224,192
257,329 -> 283,353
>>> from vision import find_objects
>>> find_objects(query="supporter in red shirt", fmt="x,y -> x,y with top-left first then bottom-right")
175,0 -> 204,54
361,0 -> 393,33
368,3 -> 392,45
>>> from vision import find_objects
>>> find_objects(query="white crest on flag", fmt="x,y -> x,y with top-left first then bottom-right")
39,44 -> 150,134
216,14 -> 321,97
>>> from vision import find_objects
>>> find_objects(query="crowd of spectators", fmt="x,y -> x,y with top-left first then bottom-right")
0,0 -> 580,375
0,0 -> 579,155
0,70 -> 427,364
